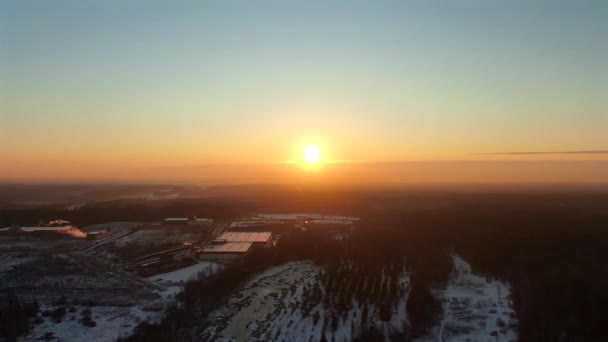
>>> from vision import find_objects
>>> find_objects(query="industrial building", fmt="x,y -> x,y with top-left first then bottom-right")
198,231 -> 273,260
163,217 -> 213,226
136,255 -> 193,277
228,220 -> 290,234
305,219 -> 354,226
188,218 -> 213,226
20,226 -> 72,233
199,241 -> 253,260
86,230 -> 112,240
217,231 -> 273,247
302,219 -> 355,232
0,225 -> 83,238
229,220 -> 279,229
163,218 -> 189,225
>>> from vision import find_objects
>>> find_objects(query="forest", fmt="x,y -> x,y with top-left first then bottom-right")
2,187 -> 608,341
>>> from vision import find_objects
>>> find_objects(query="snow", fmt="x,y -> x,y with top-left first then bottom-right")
0,253 -> 33,273
147,261 -> 221,284
268,271 -> 410,342
146,261 -> 223,299
201,262 -> 318,341
418,255 -> 518,342
17,251 -> 517,342
81,222 -> 140,234
20,261 -> 222,342
200,261 -> 410,342
21,305 -> 162,342
200,255 -> 518,342
81,222 -> 142,252
113,229 -> 200,247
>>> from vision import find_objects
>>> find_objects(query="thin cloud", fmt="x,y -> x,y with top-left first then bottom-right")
470,150 -> 608,155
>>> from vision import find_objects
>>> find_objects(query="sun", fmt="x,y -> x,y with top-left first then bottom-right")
302,144 -> 321,163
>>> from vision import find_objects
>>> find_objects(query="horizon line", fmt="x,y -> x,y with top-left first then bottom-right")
470,150 -> 608,156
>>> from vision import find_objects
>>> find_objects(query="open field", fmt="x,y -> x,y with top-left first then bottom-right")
198,256 -> 514,342
421,256 -> 517,342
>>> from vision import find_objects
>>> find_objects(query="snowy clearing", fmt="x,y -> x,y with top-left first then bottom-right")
146,261 -> 221,284
200,261 -> 410,342
17,259 -> 223,341
200,255 -> 518,342
21,305 -> 161,342
418,255 -> 518,342
113,229 -> 200,248
147,261 -> 223,298
0,253 -> 33,273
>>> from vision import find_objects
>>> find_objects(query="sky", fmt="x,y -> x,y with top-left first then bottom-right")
1,0 -> 606,183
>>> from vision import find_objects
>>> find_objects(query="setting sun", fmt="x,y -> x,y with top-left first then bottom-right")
302,144 -> 321,163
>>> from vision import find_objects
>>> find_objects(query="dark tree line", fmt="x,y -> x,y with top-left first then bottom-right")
125,219 -> 453,341
0,295 -> 39,342
4,188 -> 608,341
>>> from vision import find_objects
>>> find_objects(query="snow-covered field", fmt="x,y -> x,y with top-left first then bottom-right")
201,262 -> 319,341
200,256 -> 518,342
81,222 -> 140,234
10,247 -> 516,342
147,261 -> 221,284
18,262 -> 224,342
419,256 -> 518,342
12,258 -> 222,342
0,253 -> 32,273
22,305 -> 159,342
147,261 -> 223,298
267,268 -> 410,342
200,261 -> 410,342
113,229 -> 200,248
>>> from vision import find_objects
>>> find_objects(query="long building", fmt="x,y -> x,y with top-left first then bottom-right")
163,218 -> 189,225
163,217 -> 213,226
0,225 -> 84,238
229,220 -> 280,229
199,241 -> 253,260
198,231 -> 273,260
217,231 -> 273,247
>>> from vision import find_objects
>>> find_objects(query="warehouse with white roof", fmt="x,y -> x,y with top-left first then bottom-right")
217,232 -> 273,246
